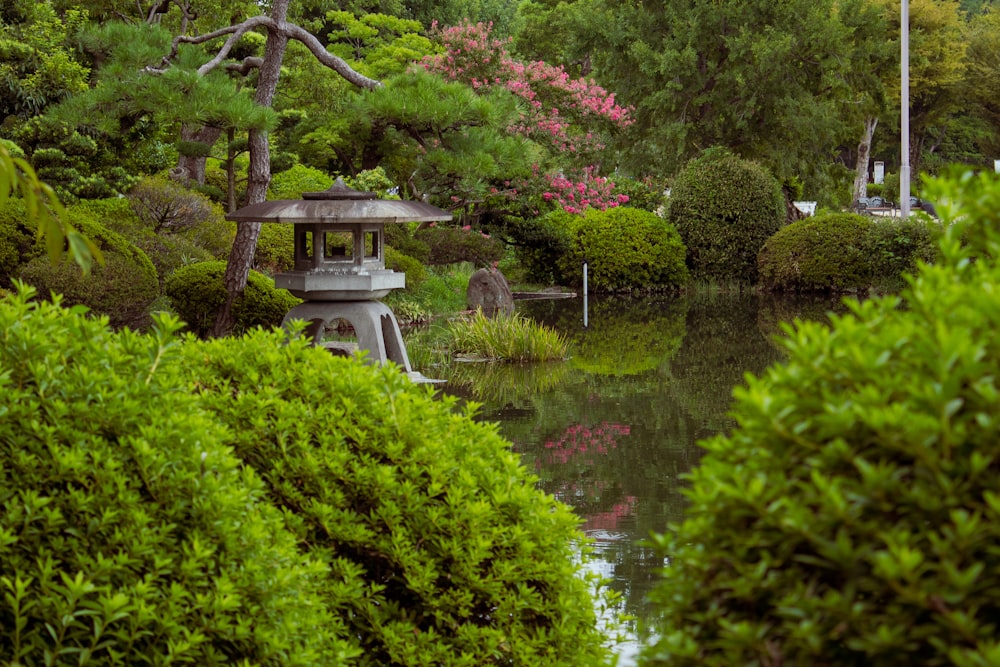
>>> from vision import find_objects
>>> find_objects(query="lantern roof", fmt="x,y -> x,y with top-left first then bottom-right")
225,177 -> 452,225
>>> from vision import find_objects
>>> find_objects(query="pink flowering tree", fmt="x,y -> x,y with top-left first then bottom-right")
422,21 -> 633,218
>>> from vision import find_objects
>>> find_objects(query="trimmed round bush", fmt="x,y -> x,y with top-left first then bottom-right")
558,206 -> 688,292
179,330 -> 616,667
667,147 -> 785,283
17,208 -> 160,330
164,260 -> 300,337
757,212 -> 873,292
0,285 -> 351,665
638,171 -> 1000,666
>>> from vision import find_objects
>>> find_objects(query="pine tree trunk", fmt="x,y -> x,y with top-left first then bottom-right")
211,0 -> 290,337
175,125 -> 223,185
852,117 -> 877,205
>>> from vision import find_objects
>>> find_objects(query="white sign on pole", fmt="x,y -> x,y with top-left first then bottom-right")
874,161 -> 885,184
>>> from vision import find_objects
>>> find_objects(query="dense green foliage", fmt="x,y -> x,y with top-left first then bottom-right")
0,285 -> 351,665
639,171 -> 1000,665
14,206 -> 159,329
496,209 -> 576,285
758,213 -> 940,293
414,224 -> 507,267
180,328 -> 615,666
757,212 -> 874,292
558,206 -> 688,292
77,192 -> 233,282
164,261 -> 299,337
667,149 -> 785,284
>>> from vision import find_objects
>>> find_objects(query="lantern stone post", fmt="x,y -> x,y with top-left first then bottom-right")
226,178 -> 451,380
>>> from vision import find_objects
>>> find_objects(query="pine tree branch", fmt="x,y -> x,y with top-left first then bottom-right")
146,16 -> 381,91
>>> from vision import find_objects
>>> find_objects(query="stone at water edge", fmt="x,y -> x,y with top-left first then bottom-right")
466,268 -> 514,317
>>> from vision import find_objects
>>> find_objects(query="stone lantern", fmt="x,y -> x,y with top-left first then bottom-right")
226,178 -> 451,378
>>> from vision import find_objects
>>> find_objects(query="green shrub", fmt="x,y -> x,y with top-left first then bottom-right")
0,199 -> 38,288
864,215 -> 939,290
179,330 -> 615,666
415,224 -> 506,267
501,210 -> 576,285
164,261 -> 300,338
758,213 -> 941,294
385,245 -> 428,292
386,222 -> 431,264
253,223 -> 295,274
638,170 -> 1000,666
268,163 -> 333,199
757,212 -> 873,292
0,285 -> 352,665
73,197 -> 216,283
558,206 -> 688,292
667,147 -> 785,283
17,208 -> 160,330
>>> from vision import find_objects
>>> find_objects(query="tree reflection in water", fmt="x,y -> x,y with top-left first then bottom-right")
413,292 -> 843,663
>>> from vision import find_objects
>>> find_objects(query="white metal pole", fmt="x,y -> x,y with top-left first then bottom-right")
583,261 -> 588,328
901,0 -> 911,218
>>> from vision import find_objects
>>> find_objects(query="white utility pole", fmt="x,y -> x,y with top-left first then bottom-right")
901,0 -> 911,218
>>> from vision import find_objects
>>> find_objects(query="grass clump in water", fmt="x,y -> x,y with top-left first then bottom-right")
448,308 -> 569,362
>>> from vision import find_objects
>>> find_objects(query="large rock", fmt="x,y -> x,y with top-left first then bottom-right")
467,268 -> 514,317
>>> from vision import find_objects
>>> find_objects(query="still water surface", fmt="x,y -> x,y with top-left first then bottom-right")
422,292 -> 846,663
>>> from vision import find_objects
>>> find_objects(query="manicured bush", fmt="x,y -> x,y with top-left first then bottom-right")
638,171 -> 1000,666
17,208 -> 160,330
180,329 -> 616,667
558,206 -> 688,292
757,212 -> 873,292
864,215 -> 939,290
0,284 -> 352,665
415,224 -> 506,267
758,213 -> 940,293
666,147 -> 785,283
500,210 -> 576,285
385,245 -> 428,292
164,261 -> 299,337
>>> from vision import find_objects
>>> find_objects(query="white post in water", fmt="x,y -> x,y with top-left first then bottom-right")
900,0 -> 911,218
583,260 -> 588,328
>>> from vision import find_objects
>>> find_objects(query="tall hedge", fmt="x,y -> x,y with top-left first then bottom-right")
638,171 -> 1000,666
0,284 -> 352,665
666,147 -> 784,283
180,330 -> 616,667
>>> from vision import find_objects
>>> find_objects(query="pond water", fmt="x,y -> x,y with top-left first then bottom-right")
414,291 -> 847,664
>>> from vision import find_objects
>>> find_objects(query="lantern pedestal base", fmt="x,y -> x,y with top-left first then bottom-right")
282,300 -> 413,371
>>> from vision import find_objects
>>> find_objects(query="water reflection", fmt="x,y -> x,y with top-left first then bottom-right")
414,292 -> 844,663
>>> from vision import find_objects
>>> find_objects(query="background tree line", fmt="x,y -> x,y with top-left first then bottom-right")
2,0 -> 999,329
